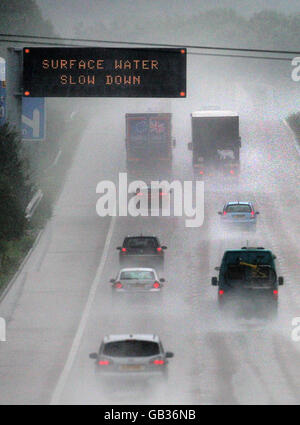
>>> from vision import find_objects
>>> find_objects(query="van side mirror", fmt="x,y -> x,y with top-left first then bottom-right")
161,246 -> 167,250
218,212 -> 222,215
116,247 -> 122,250
278,276 -> 284,285
255,211 -> 260,215
89,353 -> 98,359
165,352 -> 174,358
110,278 -> 116,283
214,267 -> 220,271
160,278 -> 165,283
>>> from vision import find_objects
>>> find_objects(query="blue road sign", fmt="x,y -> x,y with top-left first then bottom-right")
0,81 -> 6,126
22,97 -> 45,140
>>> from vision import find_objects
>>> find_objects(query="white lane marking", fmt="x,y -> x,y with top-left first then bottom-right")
50,215 -> 116,404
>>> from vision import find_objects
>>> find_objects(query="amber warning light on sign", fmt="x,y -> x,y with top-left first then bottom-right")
23,47 -> 186,98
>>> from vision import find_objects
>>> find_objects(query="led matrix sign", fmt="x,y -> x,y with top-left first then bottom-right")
23,47 -> 186,98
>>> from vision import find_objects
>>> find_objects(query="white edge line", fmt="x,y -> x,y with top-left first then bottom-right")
50,215 -> 116,405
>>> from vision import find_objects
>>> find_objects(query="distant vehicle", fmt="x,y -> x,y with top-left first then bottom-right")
89,334 -> 174,382
125,113 -> 175,179
117,236 -> 167,266
188,110 -> 241,176
211,247 -> 284,311
218,201 -> 259,229
110,268 -> 165,293
134,185 -> 172,212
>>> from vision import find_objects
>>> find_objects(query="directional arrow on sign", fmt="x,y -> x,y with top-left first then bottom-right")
22,97 -> 45,141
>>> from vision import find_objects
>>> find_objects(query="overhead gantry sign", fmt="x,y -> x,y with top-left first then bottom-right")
23,47 -> 186,98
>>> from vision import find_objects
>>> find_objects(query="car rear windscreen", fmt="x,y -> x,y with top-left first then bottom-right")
120,270 -> 155,280
226,204 -> 252,213
124,238 -> 158,249
103,340 -> 160,357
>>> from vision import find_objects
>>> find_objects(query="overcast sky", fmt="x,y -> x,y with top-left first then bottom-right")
36,0 -> 300,38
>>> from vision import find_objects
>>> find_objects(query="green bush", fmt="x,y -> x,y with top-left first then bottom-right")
0,123 -> 31,242
0,114 -> 88,293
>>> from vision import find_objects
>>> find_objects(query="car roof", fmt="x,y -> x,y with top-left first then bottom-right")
119,267 -> 156,273
224,247 -> 271,253
103,334 -> 160,343
225,201 -> 252,206
124,235 -> 158,239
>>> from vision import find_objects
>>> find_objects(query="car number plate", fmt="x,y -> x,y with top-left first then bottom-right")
121,365 -> 144,371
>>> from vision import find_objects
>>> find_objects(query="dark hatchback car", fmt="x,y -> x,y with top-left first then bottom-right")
89,334 -> 174,382
211,247 -> 284,313
117,236 -> 167,266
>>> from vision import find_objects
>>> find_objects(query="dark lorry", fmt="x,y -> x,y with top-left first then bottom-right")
188,110 -> 241,176
125,113 -> 174,180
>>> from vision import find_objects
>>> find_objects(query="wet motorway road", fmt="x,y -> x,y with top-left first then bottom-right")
1,106 -> 300,404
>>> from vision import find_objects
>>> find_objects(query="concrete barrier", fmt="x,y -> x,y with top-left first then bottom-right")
25,189 -> 43,220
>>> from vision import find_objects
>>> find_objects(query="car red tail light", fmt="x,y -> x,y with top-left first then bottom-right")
115,282 -> 123,289
157,247 -> 162,252
251,211 -> 255,216
199,170 -> 204,175
121,247 -> 127,252
230,170 -> 235,175
153,281 -> 160,289
273,289 -> 278,296
219,289 -> 224,295
223,211 -> 227,216
152,359 -> 165,365
98,360 -> 110,365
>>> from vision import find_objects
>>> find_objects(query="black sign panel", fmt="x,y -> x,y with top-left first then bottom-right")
23,47 -> 186,98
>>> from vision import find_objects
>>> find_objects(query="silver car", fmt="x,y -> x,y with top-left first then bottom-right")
218,201 -> 259,228
110,267 -> 165,293
89,334 -> 174,381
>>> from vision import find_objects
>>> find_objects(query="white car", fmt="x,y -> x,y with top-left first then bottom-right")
110,267 -> 165,293
89,334 -> 174,380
